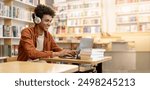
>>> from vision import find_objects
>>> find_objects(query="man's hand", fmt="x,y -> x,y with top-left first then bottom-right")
59,49 -> 77,57
53,49 -> 77,57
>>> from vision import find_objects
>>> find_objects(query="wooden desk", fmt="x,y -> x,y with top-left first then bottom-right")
41,56 -> 112,66
41,56 -> 112,73
0,61 -> 78,73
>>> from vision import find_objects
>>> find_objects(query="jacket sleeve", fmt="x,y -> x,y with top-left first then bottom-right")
20,29 -> 53,60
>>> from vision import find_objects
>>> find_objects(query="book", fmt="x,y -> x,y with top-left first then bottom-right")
3,25 -> 12,37
83,26 -> 91,33
3,45 -> 11,56
91,19 -> 99,24
2,5 -> 10,17
12,26 -> 18,37
91,26 -> 100,34
0,45 -> 2,57
0,1 -> 4,16
74,27 -> 81,34
0,24 -> 3,37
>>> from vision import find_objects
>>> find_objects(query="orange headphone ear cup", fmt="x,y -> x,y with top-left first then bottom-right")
33,14 -> 41,24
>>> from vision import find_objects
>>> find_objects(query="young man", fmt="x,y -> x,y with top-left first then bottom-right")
17,4 -> 75,61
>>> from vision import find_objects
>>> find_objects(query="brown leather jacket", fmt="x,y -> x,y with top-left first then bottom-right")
17,26 -> 62,61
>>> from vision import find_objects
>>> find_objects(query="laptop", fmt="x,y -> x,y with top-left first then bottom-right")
60,38 -> 94,59
77,38 -> 94,51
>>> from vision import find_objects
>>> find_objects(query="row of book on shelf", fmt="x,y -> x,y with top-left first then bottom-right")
67,19 -> 100,26
117,25 -> 138,32
54,0 -> 149,4
117,16 -> 137,23
117,15 -> 150,23
56,11 -> 101,20
116,4 -> 150,14
54,11 -> 101,24
0,24 -> 24,37
0,45 -> 18,57
0,1 -> 33,21
67,1 -> 100,10
54,0 -> 101,10
116,0 -> 149,4
55,26 -> 101,34
67,10 -> 101,18
117,24 -> 150,32
12,6 -> 33,21
54,20 -> 67,26
52,23 -> 150,33
0,2 -> 11,17
116,0 -> 138,4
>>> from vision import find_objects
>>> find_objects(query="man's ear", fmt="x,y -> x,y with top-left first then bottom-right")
32,13 -> 41,24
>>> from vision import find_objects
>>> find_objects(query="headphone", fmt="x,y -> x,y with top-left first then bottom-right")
32,13 -> 41,24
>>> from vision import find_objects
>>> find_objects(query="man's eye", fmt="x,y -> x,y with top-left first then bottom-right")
45,20 -> 49,22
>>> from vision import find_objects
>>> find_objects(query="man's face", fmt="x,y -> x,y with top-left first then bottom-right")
39,15 -> 53,31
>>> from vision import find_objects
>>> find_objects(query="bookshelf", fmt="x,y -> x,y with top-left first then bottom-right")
0,0 -> 38,58
52,0 -> 102,41
116,0 -> 150,32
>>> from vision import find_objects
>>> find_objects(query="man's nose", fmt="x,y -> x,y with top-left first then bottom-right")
47,22 -> 51,26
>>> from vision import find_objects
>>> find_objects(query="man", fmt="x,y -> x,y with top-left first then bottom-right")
17,4 -> 75,61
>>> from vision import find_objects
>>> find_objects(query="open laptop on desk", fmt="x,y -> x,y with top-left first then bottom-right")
59,38 -> 94,59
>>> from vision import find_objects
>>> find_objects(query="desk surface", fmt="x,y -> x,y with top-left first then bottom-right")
0,57 -> 7,60
0,61 -> 78,73
41,56 -> 112,65
0,57 -> 7,62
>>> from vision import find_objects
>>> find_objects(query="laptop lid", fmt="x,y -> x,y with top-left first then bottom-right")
77,38 -> 94,51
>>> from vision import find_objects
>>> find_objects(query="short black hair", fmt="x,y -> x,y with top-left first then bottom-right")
34,4 -> 55,19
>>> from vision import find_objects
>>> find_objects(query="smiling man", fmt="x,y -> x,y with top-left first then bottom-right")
17,4 -> 75,61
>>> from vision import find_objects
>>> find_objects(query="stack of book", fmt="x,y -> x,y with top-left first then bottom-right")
90,49 -> 105,60
80,49 -> 92,59
80,49 -> 105,60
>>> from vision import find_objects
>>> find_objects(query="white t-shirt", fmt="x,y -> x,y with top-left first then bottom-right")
36,33 -> 44,51
27,33 -> 45,62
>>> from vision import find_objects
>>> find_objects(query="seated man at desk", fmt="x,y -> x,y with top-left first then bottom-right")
17,4 -> 76,61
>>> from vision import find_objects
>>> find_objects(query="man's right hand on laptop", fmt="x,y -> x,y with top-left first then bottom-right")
53,49 -> 77,57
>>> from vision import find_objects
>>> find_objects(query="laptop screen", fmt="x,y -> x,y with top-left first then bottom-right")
77,38 -> 94,51
59,38 -> 94,59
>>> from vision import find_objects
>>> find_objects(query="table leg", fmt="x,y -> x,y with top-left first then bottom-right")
96,63 -> 102,73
